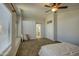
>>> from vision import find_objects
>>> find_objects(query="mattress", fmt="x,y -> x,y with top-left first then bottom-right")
39,42 -> 79,56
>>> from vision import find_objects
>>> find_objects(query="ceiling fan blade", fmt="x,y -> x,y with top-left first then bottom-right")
51,3 -> 61,7
57,3 -> 61,5
45,9 -> 51,13
59,6 -> 68,9
44,5 -> 51,7
57,3 -> 61,7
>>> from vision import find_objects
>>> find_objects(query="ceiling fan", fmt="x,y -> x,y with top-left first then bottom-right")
44,3 -> 68,13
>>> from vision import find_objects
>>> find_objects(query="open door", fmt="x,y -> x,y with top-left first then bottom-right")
36,24 -> 41,39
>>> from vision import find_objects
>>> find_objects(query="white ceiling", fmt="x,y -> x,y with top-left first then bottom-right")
15,3 -> 79,20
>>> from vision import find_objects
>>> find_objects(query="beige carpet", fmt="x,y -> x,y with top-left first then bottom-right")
16,38 -> 60,56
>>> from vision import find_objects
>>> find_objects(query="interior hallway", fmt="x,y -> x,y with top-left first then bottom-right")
16,38 -> 60,56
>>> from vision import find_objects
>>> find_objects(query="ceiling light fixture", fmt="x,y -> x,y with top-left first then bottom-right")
51,6 -> 58,12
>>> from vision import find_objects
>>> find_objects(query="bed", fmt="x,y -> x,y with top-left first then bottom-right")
39,42 -> 79,56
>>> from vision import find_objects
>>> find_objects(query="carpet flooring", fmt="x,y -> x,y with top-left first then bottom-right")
16,38 -> 60,56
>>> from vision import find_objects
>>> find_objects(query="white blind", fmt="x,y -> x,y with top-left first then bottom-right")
0,4 -> 12,55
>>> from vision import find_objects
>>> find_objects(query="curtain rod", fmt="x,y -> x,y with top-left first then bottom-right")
10,3 -> 16,12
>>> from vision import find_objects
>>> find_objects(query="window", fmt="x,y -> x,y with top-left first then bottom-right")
0,4 -> 12,55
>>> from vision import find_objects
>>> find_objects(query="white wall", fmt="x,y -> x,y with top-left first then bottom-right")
23,18 -> 45,39
17,16 -> 22,37
45,13 -> 54,41
45,8 -> 79,45
57,9 -> 79,45
23,20 -> 36,39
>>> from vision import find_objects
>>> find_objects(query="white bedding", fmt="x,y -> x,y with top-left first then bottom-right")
39,42 -> 79,56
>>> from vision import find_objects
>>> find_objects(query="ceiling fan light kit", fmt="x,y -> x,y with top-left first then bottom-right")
52,7 -> 58,12
45,3 -> 68,13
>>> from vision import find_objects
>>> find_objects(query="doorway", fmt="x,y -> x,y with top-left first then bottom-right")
36,24 -> 41,39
